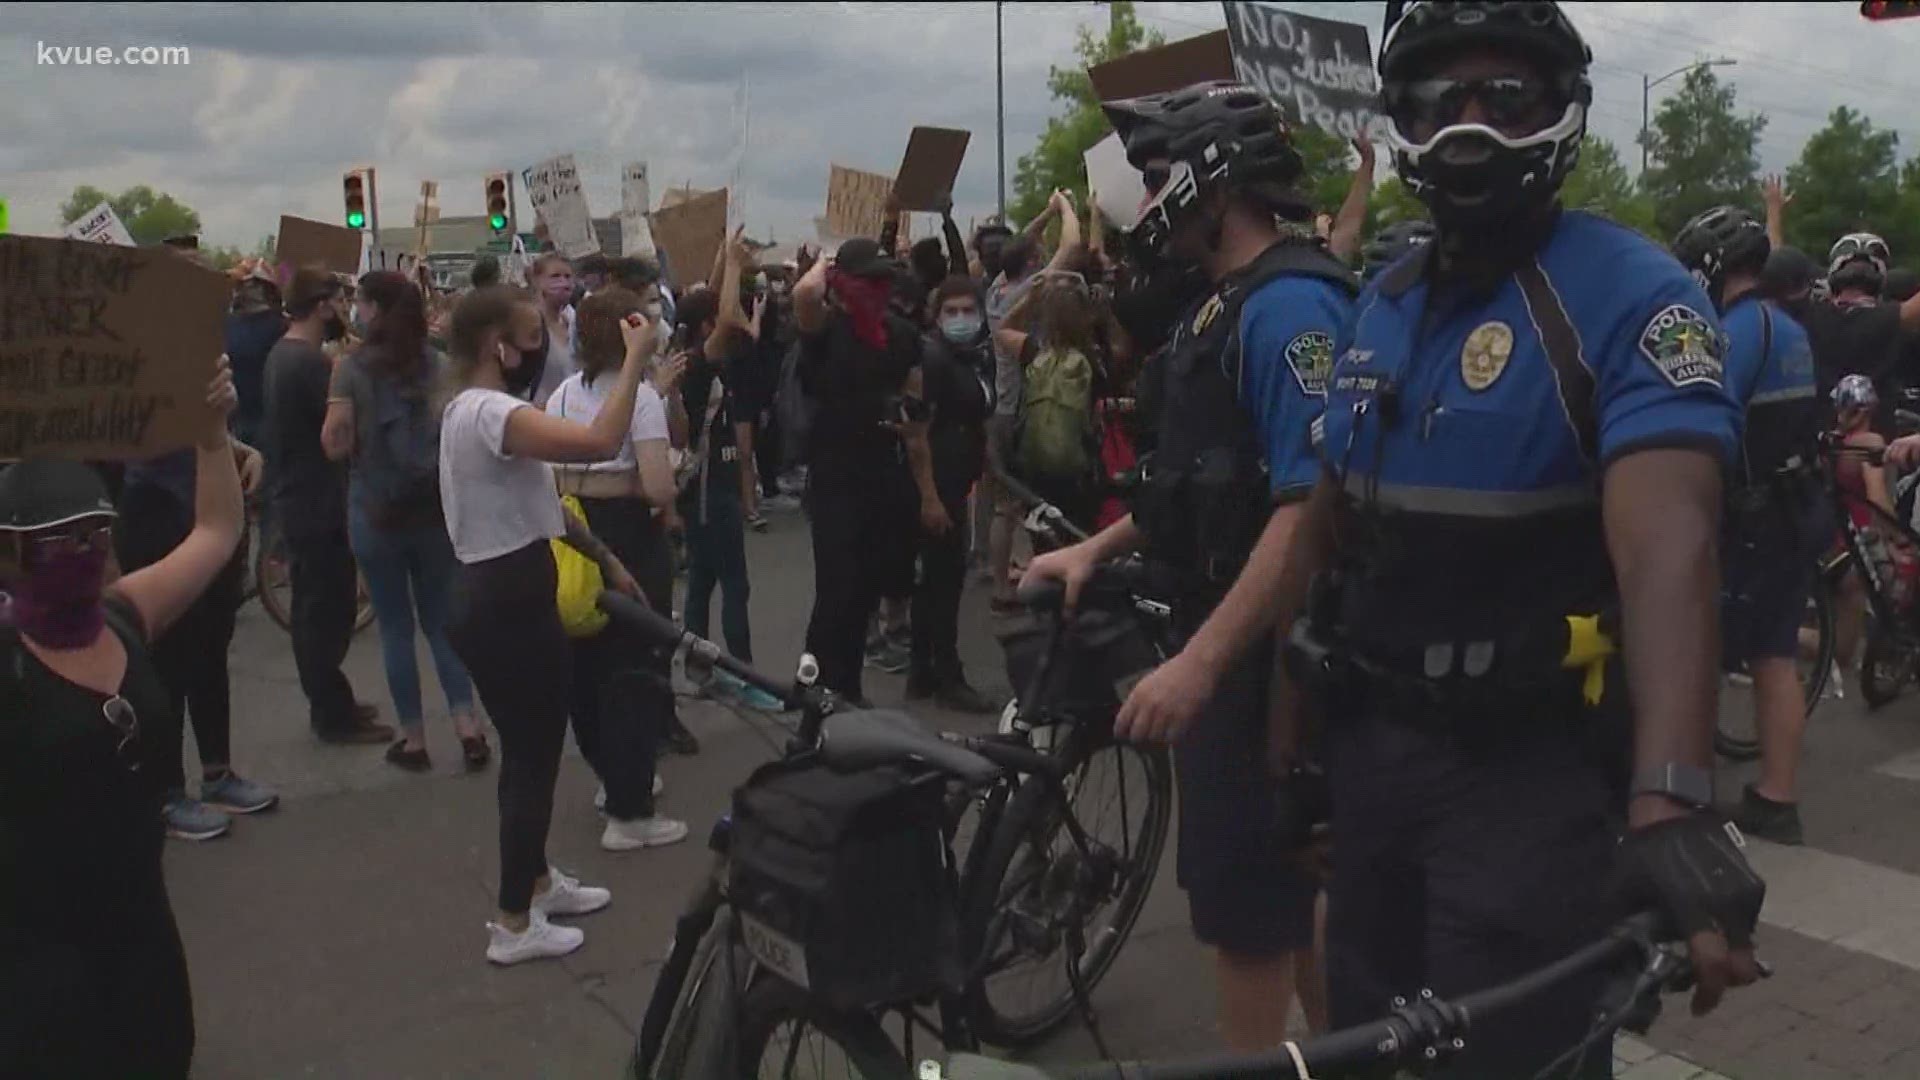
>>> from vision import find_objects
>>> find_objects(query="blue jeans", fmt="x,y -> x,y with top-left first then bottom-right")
349,504 -> 474,735
685,489 -> 752,661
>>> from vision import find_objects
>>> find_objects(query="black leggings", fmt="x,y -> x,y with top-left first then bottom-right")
570,496 -> 672,822
447,540 -> 572,915
804,459 -> 915,699
910,490 -> 970,682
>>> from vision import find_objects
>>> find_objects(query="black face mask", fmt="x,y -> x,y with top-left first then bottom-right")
502,326 -> 550,400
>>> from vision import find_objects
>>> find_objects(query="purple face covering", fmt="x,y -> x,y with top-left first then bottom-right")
10,545 -> 110,648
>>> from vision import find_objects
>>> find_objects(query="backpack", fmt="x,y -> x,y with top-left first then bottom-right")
359,357 -> 442,530
1014,345 -> 1098,483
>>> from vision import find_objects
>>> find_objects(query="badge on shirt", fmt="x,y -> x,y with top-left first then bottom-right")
1285,331 -> 1336,397
1191,293 -> 1225,335
1638,304 -> 1724,389
1460,321 -> 1514,392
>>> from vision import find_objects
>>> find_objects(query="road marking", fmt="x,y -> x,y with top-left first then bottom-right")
1746,837 -> 1920,970
1872,748 -> 1920,782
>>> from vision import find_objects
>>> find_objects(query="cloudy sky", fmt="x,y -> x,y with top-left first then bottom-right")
3,2 -> 1917,250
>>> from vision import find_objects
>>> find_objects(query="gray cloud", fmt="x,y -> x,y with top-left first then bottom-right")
2,2 -> 1914,248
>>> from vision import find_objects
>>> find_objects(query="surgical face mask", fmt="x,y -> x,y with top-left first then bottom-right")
939,312 -> 983,344
541,277 -> 574,305
11,533 -> 112,649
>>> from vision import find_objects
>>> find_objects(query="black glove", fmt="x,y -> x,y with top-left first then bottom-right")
1614,813 -> 1765,946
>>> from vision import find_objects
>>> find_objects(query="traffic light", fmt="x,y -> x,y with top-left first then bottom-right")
485,172 -> 512,236
343,167 -> 372,230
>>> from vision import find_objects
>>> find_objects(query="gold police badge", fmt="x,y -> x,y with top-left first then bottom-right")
1461,321 -> 1514,392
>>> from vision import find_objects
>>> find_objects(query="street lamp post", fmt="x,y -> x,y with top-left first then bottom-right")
1641,58 -> 1737,173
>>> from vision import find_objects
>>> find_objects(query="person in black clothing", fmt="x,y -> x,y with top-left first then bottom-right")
1,362 -> 245,1080
226,265 -> 287,447
1793,233 -> 1920,430
908,277 -> 1000,713
261,266 -> 389,744
792,238 -> 934,704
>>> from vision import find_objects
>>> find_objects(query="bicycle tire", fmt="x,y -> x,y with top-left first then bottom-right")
961,735 -> 1172,1048
1716,577 -> 1836,761
254,522 -> 377,636
735,973 -> 910,1079
641,906 -> 737,1080
1861,624 -> 1916,709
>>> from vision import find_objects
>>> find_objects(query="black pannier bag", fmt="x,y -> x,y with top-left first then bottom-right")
727,758 -> 962,1011
998,605 -> 1161,721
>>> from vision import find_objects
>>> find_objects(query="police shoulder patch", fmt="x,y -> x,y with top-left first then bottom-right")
1638,304 -> 1724,390
1285,330 -> 1336,397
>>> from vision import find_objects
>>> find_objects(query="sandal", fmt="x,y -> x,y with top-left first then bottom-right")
459,734 -> 492,772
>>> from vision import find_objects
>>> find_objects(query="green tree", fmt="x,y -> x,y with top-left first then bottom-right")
1562,136 -> 1658,236
1368,174 -> 1428,226
58,184 -> 202,245
1010,2 -> 1161,227
1898,157 -> 1920,273
1639,66 -> 1766,239
1782,106 -> 1906,264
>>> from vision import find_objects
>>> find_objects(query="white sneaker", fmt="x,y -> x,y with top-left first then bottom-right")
485,910 -> 584,965
601,815 -> 690,852
532,867 -> 612,917
1828,660 -> 1847,700
595,776 -> 664,815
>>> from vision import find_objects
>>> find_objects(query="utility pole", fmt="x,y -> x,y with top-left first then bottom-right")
996,2 -> 1006,221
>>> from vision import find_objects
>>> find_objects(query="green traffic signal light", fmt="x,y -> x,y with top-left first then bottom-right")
489,213 -> 508,231
347,210 -> 366,229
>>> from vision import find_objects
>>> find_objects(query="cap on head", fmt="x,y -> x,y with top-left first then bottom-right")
834,238 -> 896,280
0,459 -> 117,534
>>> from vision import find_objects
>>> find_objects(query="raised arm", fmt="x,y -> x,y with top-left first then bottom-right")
1762,176 -> 1789,253
1327,139 -> 1377,263
939,194 -> 968,278
111,358 -> 246,640
1043,191 -> 1083,274
504,315 -> 658,462
793,245 -> 831,335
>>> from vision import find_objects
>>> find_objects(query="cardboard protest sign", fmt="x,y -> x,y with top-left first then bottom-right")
520,153 -> 601,258
1084,133 -> 1148,232
276,215 -> 364,279
825,165 -> 897,240
1224,2 -> 1387,142
0,234 -> 228,461
651,188 -> 728,289
1088,29 -> 1234,103
621,162 -> 655,258
64,201 -> 135,247
893,127 -> 971,211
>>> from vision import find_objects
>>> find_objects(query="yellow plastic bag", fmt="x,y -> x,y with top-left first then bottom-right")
552,494 -> 609,638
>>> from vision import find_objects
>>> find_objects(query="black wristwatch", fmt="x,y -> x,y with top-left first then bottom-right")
1630,762 -> 1713,812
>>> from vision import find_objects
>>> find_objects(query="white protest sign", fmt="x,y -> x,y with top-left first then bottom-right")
621,161 -> 655,259
1084,133 -> 1147,233
520,153 -> 601,258
64,201 -> 135,246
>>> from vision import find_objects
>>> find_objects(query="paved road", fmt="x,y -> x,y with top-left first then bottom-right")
166,503 -> 1920,1078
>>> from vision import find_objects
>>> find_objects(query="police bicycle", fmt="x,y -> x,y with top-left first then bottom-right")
610,571 -> 1170,1079
925,911 -> 1731,1080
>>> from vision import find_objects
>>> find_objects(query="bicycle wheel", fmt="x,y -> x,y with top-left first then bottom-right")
961,733 -> 1172,1047
736,974 -> 909,1079
1717,578 -> 1835,761
1861,623 -> 1918,708
255,523 -> 294,632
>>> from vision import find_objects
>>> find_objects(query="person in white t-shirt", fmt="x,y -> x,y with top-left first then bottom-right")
438,284 -> 656,966
547,286 -> 690,853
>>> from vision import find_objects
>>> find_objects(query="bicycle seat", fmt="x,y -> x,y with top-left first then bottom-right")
817,710 -> 1001,786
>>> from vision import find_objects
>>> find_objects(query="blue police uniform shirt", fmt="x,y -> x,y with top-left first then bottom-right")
1237,276 -> 1354,500
1317,211 -> 1741,643
1722,297 -> 1815,410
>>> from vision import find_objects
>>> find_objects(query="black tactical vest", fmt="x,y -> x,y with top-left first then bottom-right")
1134,241 -> 1357,604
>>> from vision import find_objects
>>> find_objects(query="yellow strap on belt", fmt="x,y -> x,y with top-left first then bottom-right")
1561,614 -> 1617,706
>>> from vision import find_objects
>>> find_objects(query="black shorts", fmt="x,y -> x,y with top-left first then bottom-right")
1722,517 -> 1821,664
1174,639 -> 1318,957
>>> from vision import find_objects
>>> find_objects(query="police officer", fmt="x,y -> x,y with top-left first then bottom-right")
1674,206 -> 1822,846
1281,4 -> 1763,1075
1024,81 -> 1356,1049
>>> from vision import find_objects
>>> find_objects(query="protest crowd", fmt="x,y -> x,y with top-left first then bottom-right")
10,1 -> 1920,1077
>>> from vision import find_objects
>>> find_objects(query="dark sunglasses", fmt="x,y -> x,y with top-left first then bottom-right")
29,522 -> 114,560
1392,75 -> 1555,132
102,695 -> 142,772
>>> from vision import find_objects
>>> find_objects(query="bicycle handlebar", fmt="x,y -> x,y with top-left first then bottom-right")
1016,557 -> 1174,614
939,913 -> 1677,1080
597,590 -> 800,710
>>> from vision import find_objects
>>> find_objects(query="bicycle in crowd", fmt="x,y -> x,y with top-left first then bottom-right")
238,494 -> 375,636
615,545 -> 1175,1078
929,911 -> 1727,1080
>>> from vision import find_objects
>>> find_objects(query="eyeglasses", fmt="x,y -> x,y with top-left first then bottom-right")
1390,75 -> 1554,132
102,695 -> 142,773
29,523 -> 113,559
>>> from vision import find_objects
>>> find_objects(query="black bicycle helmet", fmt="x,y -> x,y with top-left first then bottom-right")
1378,1 -> 1593,230
1672,205 -> 1770,311
1758,245 -> 1818,303
1829,232 -> 1891,296
1361,219 -> 1437,282
1102,81 -> 1308,258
